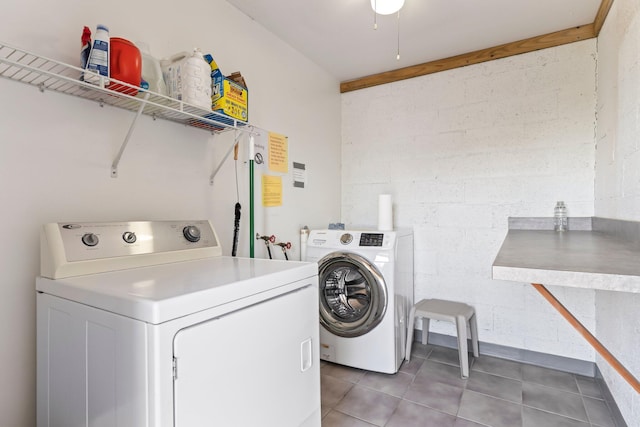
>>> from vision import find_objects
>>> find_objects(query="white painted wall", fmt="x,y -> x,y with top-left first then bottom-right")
342,41 -> 598,359
594,0 -> 640,424
0,1 -> 342,425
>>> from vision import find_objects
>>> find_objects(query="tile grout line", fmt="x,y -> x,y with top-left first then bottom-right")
521,402 -> 592,425
321,346 -> 617,427
577,374 -> 597,426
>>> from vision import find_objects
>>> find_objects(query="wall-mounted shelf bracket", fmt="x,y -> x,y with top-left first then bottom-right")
532,283 -> 640,393
111,92 -> 150,178
210,130 -> 243,185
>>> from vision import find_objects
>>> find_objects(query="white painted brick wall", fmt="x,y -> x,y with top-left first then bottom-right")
594,0 -> 640,424
342,40 -> 598,363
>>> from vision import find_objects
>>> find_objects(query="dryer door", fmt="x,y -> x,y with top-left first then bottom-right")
318,252 -> 387,338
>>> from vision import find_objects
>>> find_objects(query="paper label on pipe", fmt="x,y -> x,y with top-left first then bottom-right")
248,129 -> 267,169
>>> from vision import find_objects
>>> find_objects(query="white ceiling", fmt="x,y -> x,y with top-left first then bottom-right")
226,0 -> 602,83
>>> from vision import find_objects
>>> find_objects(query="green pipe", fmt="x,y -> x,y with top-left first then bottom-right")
249,159 -> 254,258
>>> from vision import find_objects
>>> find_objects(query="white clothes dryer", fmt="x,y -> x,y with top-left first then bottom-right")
306,229 -> 413,374
36,220 -> 321,427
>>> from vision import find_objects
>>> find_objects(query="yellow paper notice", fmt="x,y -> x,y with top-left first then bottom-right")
262,175 -> 283,207
268,132 -> 288,173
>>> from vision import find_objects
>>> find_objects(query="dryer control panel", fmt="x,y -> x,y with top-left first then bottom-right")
40,220 -> 222,279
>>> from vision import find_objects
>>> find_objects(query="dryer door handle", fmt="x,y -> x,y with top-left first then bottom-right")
300,338 -> 313,372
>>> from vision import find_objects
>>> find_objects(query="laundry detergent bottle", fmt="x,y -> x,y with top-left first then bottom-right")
161,48 -> 211,110
84,24 -> 110,85
137,41 -> 167,95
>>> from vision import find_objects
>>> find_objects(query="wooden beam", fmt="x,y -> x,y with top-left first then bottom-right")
532,283 -> 640,394
594,0 -> 615,35
340,24 -> 596,93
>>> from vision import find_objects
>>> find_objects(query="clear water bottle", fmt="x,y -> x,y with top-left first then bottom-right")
554,201 -> 567,231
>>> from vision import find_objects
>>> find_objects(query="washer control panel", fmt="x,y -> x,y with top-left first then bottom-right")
308,230 -> 394,249
359,233 -> 384,247
41,220 -> 222,279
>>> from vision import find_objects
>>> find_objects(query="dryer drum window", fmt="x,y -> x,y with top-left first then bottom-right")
317,252 -> 387,338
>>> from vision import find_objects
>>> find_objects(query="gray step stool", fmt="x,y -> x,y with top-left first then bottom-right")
406,298 -> 479,378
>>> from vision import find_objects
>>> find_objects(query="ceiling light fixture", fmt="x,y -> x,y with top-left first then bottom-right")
371,0 -> 404,60
371,0 -> 405,15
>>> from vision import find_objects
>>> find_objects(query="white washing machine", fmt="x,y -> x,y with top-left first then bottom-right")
36,220 -> 321,427
305,229 -> 413,374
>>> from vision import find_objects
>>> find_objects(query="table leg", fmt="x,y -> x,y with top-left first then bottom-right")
532,283 -> 640,394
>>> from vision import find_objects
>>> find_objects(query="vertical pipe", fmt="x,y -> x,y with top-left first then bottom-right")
249,135 -> 255,258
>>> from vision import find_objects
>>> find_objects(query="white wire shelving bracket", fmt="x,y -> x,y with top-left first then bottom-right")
0,42 -> 254,180
210,130 -> 242,185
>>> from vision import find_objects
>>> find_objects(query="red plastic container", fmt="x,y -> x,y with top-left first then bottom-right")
108,38 -> 141,95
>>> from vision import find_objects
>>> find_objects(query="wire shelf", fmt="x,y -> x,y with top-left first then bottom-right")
0,41 -> 254,181
0,42 -> 249,133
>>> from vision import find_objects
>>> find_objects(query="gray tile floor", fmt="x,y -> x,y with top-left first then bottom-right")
320,343 -> 620,427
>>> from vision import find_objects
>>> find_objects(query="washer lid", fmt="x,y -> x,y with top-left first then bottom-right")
36,257 -> 318,324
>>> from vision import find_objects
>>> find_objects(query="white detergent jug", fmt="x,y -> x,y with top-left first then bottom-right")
161,48 -> 211,110
137,42 -> 167,96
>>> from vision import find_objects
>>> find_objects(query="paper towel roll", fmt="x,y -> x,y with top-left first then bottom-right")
378,194 -> 393,231
300,226 -> 309,261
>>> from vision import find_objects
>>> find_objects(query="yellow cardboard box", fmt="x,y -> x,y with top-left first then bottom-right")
212,77 -> 248,122
204,54 -> 249,124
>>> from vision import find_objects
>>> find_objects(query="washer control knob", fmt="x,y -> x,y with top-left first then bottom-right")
183,225 -> 201,243
340,233 -> 353,245
81,233 -> 99,247
122,231 -> 137,244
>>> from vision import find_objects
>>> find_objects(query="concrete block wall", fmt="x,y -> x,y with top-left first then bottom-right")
342,40 -> 598,361
594,0 -> 640,424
